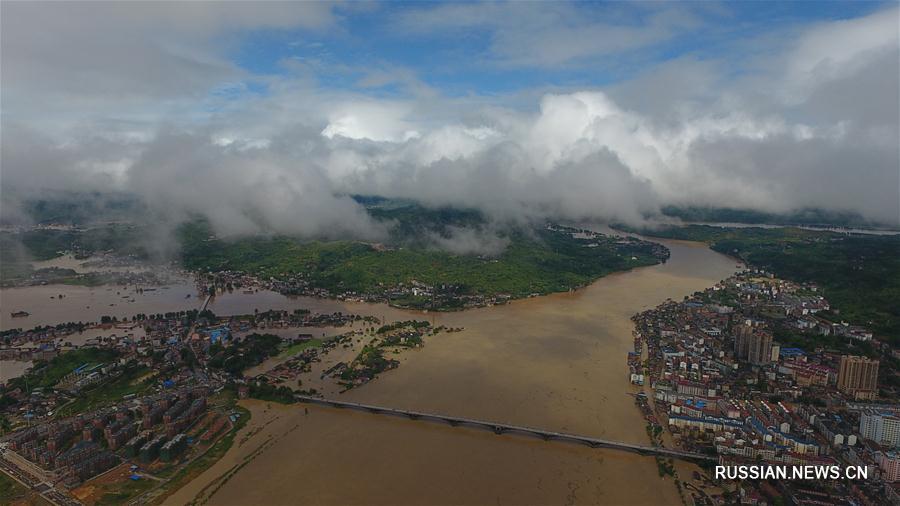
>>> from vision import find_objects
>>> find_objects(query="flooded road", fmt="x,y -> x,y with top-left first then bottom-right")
1,233 -> 737,504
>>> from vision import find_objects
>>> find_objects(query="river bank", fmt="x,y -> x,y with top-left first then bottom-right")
2,231 -> 737,504
163,235 -> 737,505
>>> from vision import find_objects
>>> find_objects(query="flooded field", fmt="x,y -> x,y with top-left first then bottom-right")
0,279 -> 412,332
1,232 -> 738,505
30,254 -> 157,274
0,282 -> 199,331
241,325 -> 357,396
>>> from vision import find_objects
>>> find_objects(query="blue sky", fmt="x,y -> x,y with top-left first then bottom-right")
227,1 -> 890,98
2,1 -> 898,231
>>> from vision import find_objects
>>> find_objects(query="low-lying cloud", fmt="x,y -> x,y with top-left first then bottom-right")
1,3 -> 898,241
425,226 -> 511,257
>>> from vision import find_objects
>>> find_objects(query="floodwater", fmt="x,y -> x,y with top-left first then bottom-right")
0,360 -> 32,385
30,254 -> 157,273
0,279 -> 413,332
682,221 -> 900,236
1,232 -> 738,504
164,236 -> 738,506
0,282 -> 199,331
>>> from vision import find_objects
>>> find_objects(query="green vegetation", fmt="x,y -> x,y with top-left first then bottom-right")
179,218 -> 663,305
0,261 -> 34,286
15,191 -> 144,227
0,225 -> 150,285
95,476 -> 157,506
376,320 -> 431,348
207,333 -> 282,375
277,339 -> 323,358
774,327 -> 874,356
3,197 -> 665,301
365,201 -> 484,246
340,345 -> 398,384
243,382 -> 295,404
0,349 -> 154,419
376,320 -> 431,334
0,472 -> 24,502
625,224 -> 900,346
3,347 -> 119,392
55,362 -> 154,417
0,472 -> 48,505
656,456 -> 676,477
658,205 -> 886,229
6,267 -> 130,288
3,225 -> 148,260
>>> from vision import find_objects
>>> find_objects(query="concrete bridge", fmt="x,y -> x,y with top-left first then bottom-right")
294,395 -> 715,463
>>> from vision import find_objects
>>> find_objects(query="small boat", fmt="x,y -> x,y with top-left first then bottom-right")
10,311 -> 30,318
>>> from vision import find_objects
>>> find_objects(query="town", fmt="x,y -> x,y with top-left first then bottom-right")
630,270 -> 899,504
0,299 -> 442,504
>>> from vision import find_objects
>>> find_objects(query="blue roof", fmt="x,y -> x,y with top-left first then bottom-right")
780,348 -> 806,357
209,329 -> 228,343
749,417 -> 768,434
669,414 -> 743,429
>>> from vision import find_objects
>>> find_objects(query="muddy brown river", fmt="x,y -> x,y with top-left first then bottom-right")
1,233 -> 738,505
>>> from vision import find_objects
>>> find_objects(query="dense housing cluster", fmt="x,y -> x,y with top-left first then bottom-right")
632,270 -> 899,503
1,387 -> 210,489
0,300 -> 385,504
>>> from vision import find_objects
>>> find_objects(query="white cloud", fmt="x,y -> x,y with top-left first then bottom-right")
322,101 -> 421,142
394,2 -> 701,68
1,2 -> 898,237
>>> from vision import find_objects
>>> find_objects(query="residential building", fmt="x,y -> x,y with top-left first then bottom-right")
734,323 -> 752,359
860,409 -> 900,448
878,452 -> 900,482
748,331 -> 773,365
837,355 -> 879,400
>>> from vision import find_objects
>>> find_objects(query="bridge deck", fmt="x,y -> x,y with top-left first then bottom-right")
294,395 -> 715,462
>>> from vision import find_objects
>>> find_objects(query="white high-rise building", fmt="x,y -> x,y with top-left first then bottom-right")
860,410 -> 900,448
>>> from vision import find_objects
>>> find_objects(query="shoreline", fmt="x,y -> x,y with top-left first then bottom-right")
2,236 -> 735,505
163,236 -> 737,505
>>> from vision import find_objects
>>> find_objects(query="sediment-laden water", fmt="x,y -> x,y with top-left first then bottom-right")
2,232 -> 738,505
166,236 -> 738,505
